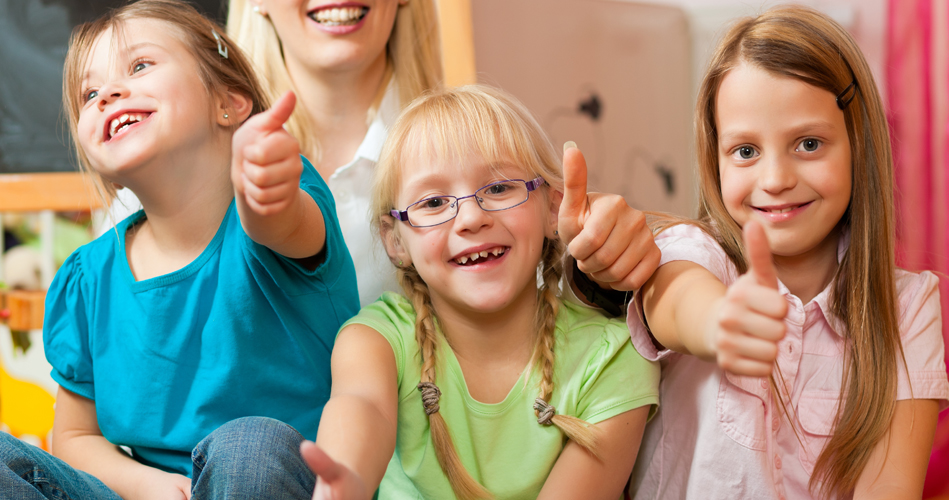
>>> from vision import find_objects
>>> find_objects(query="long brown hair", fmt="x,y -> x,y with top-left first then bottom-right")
669,5 -> 903,498
227,0 -> 443,160
63,0 -> 269,203
371,85 -> 599,499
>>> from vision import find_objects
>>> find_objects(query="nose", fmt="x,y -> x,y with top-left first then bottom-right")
96,81 -> 129,109
757,153 -> 797,194
452,195 -> 492,233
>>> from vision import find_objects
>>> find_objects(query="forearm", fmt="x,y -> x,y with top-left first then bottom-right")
53,432 -> 165,499
642,262 -> 725,360
315,394 -> 397,493
237,188 -> 326,258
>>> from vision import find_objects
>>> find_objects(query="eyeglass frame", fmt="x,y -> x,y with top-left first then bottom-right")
389,177 -> 547,228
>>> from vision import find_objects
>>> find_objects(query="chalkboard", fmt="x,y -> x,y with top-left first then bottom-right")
0,0 -> 226,173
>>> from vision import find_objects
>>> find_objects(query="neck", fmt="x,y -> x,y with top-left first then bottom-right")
429,282 -> 541,369
773,226 -> 842,304
119,132 -> 234,256
284,51 -> 389,178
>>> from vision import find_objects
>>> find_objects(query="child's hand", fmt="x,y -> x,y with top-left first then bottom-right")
231,91 -> 303,216
558,143 -> 660,291
302,440 -> 369,500
135,469 -> 192,500
708,219 -> 788,377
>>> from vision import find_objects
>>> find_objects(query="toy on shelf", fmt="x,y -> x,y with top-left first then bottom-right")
0,172 -> 102,452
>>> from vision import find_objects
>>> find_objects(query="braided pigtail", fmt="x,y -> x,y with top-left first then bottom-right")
398,266 -> 492,500
530,238 -> 601,457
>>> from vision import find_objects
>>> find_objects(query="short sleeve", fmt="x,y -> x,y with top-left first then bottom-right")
241,156 -> 351,286
576,319 -> 660,424
627,224 -> 736,361
894,271 -> 949,409
42,252 -> 95,399
341,292 -> 416,391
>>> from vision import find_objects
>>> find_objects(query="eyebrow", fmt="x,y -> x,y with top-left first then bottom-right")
719,120 -> 839,144
80,41 -> 168,82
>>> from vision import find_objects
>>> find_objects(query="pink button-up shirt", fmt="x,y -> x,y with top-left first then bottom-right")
628,224 -> 949,500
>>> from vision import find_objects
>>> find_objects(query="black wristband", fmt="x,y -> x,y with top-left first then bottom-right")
571,259 -> 630,317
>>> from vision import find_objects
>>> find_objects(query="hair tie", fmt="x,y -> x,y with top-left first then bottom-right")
533,398 -> 556,425
418,382 -> 442,415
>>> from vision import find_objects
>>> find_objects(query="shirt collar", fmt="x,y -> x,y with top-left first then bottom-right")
779,228 -> 850,336
330,81 -> 400,180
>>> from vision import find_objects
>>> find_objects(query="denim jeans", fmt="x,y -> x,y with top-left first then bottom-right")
0,416 -> 316,499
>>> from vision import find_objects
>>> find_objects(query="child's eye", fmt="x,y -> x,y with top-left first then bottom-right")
733,145 -> 758,160
132,60 -> 152,74
418,196 -> 452,210
83,89 -> 99,102
796,138 -> 822,152
483,182 -> 513,196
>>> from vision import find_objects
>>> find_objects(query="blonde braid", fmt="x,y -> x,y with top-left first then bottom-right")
531,238 -> 601,457
398,266 -> 492,500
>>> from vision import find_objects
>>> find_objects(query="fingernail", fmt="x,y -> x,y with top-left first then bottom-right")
563,141 -> 577,153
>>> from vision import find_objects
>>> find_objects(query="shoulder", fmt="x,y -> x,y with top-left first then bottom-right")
892,269 -> 949,405
557,301 -> 658,374
343,293 -> 417,350
654,223 -> 736,284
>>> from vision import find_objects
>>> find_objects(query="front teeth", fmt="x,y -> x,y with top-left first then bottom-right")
109,112 -> 146,139
312,6 -> 367,25
769,207 -> 794,214
455,247 -> 505,265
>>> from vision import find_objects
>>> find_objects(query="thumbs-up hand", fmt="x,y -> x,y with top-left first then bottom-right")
232,91 -> 303,216
707,219 -> 788,377
302,441 -> 369,500
558,142 -> 660,291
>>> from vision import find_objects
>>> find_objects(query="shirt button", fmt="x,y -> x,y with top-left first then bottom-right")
775,454 -> 782,469
772,414 -> 780,428
760,379 -> 769,390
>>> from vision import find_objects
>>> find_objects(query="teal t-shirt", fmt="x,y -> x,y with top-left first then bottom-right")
344,292 -> 660,499
43,158 -> 360,476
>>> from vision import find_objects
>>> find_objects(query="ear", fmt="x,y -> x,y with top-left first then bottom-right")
380,216 -> 412,267
216,89 -> 254,127
546,189 -> 562,239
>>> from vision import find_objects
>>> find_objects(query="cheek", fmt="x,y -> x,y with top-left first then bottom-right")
719,164 -> 750,215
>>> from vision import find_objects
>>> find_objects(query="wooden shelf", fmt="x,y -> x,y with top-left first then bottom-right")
0,173 -> 103,213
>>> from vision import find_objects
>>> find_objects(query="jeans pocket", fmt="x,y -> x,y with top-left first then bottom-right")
717,373 -> 768,451
797,390 -> 838,473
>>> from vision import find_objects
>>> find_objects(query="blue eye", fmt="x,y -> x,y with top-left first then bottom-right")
132,61 -> 151,73
84,89 -> 99,102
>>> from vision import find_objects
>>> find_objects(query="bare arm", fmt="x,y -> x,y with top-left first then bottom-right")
232,91 -> 326,259
309,324 -> 400,498
52,387 -> 191,500
854,398 -> 939,499
537,406 -> 650,499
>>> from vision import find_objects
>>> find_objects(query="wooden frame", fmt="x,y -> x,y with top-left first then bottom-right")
0,173 -> 103,213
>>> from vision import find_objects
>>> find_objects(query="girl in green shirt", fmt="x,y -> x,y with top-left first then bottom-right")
303,85 -> 660,499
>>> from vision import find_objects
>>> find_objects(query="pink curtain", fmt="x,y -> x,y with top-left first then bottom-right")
887,0 -> 949,496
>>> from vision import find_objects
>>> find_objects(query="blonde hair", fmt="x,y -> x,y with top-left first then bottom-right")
371,85 -> 599,499
658,5 -> 904,498
226,0 -> 443,160
63,0 -> 269,202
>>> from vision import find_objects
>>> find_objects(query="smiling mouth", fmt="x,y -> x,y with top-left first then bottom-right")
453,246 -> 507,266
108,112 -> 150,140
308,6 -> 368,26
753,202 -> 811,214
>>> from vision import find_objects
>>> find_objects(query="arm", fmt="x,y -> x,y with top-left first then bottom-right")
537,406 -> 650,499
641,221 -> 787,376
51,387 -> 191,500
559,145 -> 660,299
232,91 -> 326,259
307,324 -> 400,499
854,398 -> 940,499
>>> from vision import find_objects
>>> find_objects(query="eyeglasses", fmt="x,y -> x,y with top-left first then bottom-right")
390,177 -> 546,228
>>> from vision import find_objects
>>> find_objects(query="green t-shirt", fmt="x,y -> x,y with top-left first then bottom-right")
343,292 -> 660,499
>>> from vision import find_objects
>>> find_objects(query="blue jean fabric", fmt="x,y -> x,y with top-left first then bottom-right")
0,417 -> 316,499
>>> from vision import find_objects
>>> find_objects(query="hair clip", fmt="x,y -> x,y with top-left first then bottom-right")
211,29 -> 228,59
836,79 -> 857,110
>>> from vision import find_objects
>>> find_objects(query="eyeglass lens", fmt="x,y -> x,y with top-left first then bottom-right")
406,180 -> 531,227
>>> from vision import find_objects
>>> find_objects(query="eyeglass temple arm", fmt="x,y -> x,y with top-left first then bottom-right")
390,209 -> 409,222
526,177 -> 546,191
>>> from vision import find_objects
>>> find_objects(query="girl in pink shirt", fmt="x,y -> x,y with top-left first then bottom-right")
628,6 -> 949,499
